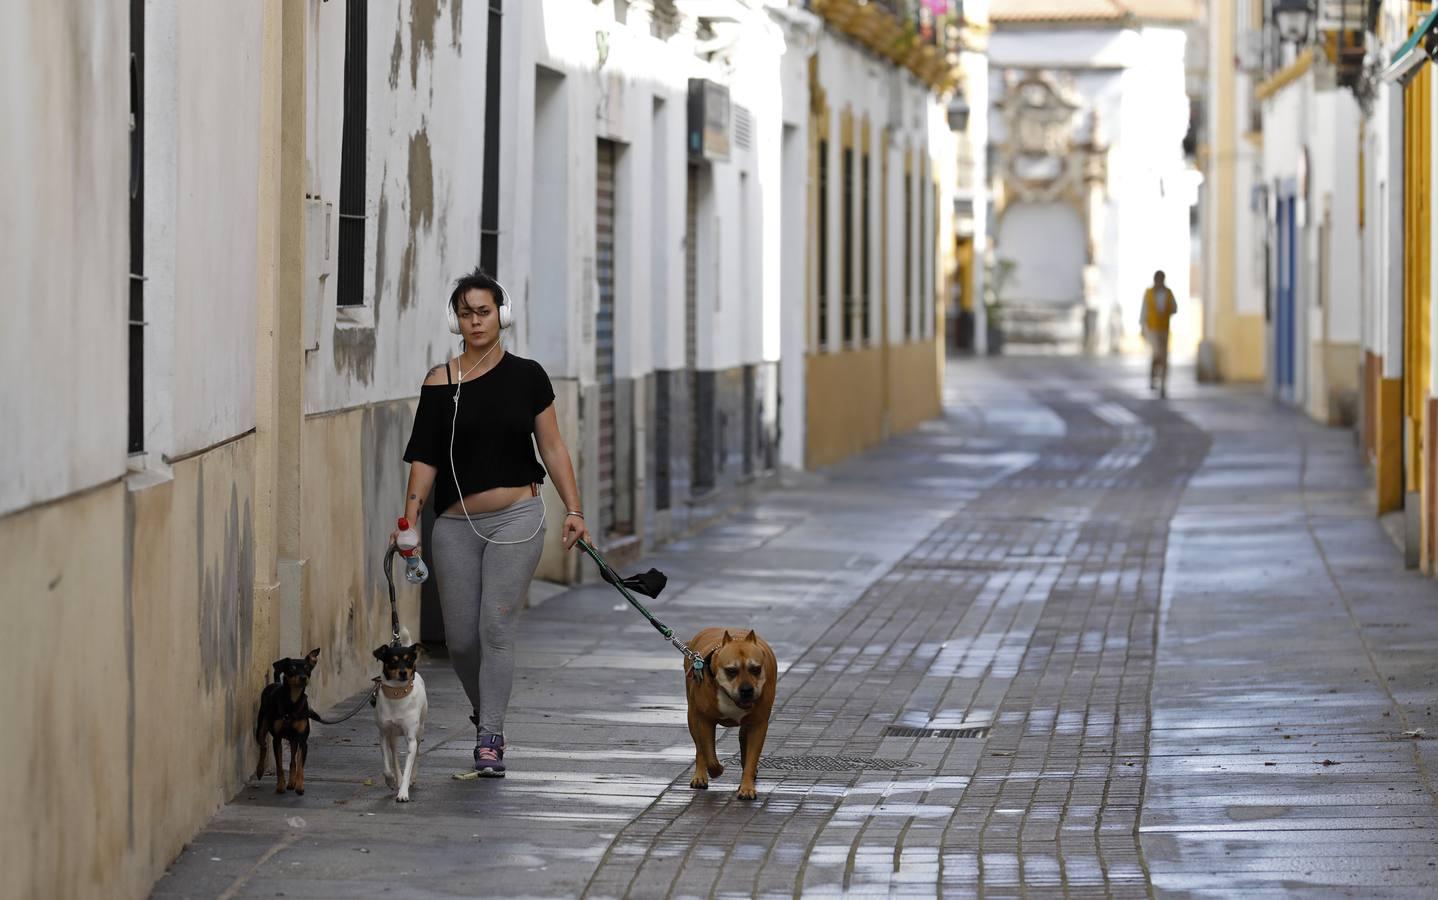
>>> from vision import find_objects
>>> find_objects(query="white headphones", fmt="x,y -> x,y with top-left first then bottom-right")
444,271 -> 543,546
447,277 -> 513,334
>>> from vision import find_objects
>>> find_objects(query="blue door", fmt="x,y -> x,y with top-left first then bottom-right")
1275,196 -> 1297,398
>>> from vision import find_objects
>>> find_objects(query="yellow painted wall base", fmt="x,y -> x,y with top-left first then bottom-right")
0,399 -> 436,900
0,437 -> 271,900
1215,312 -> 1267,383
1425,397 -> 1438,573
805,338 -> 942,469
1377,377 -> 1404,514
1318,342 -> 1361,427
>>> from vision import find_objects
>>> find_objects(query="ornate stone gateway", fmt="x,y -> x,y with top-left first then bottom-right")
993,70 -> 1110,350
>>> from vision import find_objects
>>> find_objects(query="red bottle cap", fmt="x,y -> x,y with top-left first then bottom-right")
398,517 -> 410,530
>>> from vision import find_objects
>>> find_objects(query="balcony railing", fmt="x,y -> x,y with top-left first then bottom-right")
804,0 -> 967,92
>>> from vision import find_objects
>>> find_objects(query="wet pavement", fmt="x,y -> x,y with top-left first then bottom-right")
153,357 -> 1438,898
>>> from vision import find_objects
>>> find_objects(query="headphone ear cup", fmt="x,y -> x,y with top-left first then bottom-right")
446,302 -> 461,335
499,302 -> 513,330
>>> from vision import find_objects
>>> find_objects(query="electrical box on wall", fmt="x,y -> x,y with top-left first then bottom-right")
687,78 -> 731,163
304,196 -> 333,351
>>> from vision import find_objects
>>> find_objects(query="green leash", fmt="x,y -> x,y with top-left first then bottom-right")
575,539 -> 705,682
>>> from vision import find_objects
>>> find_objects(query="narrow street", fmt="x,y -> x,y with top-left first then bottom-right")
154,357 -> 1438,898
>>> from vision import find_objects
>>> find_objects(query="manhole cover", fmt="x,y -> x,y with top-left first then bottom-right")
883,725 -> 991,739
723,755 -> 922,771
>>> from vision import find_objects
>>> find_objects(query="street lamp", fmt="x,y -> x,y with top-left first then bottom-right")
1272,0 -> 1314,46
947,94 -> 970,132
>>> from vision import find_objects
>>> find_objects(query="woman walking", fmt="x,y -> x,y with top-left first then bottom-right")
396,267 -> 589,777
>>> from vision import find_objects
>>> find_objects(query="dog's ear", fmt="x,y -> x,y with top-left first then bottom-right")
373,645 -> 389,661
721,630 -> 734,646
272,660 -> 285,683
406,642 -> 423,657
743,630 -> 757,643
305,648 -> 321,670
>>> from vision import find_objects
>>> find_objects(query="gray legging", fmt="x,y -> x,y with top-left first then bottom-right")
429,496 -> 546,736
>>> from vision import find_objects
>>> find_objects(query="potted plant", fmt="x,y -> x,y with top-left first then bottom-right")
983,257 -> 1016,356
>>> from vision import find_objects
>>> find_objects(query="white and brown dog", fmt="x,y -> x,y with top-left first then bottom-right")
372,629 -> 427,802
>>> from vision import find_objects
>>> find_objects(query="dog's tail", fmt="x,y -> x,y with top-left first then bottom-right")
398,625 -> 413,645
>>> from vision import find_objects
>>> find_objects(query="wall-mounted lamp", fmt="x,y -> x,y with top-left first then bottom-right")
1272,0 -> 1314,46
947,95 -> 970,132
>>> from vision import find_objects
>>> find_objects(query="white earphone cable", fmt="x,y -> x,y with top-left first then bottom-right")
447,340 -> 546,545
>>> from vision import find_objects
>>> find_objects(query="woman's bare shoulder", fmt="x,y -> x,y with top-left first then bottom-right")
422,361 -> 451,387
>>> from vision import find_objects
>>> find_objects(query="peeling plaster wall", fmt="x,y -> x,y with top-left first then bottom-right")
299,402 -> 424,706
0,439 -> 265,900
305,0 -> 486,412
0,2 -> 128,516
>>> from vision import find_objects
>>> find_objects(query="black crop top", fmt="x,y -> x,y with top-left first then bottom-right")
403,353 -> 556,514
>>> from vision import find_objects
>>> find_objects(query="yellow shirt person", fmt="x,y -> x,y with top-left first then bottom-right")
1140,271 -> 1177,397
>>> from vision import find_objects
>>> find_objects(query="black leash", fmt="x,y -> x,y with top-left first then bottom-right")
309,684 -> 379,725
310,545 -> 407,725
575,539 -> 705,682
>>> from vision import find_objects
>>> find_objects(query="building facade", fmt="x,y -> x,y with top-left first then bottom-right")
987,0 -> 1201,355
0,1 -> 971,897
1206,0 -> 1438,570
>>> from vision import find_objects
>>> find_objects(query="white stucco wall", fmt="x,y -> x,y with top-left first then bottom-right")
1,2 -> 129,516
504,0 -> 781,385
996,203 -> 1086,304
1317,90 -> 1362,346
165,2 -> 265,455
1113,27 -> 1192,337
303,0 -> 485,412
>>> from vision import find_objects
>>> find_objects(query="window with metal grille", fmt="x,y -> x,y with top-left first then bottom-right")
904,168 -> 913,341
336,0 -> 367,306
861,150 -> 871,345
932,181 -> 940,339
817,139 -> 829,350
129,0 -> 144,453
842,146 -> 854,346
480,0 -> 503,274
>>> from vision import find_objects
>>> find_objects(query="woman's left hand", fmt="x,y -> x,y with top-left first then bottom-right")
562,513 -> 591,550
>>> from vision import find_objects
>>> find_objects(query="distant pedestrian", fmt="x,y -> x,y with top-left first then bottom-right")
1141,270 -> 1177,398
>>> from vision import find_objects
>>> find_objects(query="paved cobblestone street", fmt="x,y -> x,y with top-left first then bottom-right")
154,358 -> 1438,898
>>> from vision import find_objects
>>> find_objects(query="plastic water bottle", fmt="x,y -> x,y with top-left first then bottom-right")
395,517 -> 429,585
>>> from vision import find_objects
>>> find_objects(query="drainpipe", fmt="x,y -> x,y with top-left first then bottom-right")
254,0 -> 307,659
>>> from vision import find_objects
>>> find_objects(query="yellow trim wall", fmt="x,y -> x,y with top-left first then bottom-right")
1405,64 -> 1432,502
1205,0 -> 1266,383
805,339 -> 942,469
0,437 -> 269,900
0,395 -> 436,899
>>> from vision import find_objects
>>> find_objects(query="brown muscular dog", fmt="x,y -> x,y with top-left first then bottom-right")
683,628 -> 777,801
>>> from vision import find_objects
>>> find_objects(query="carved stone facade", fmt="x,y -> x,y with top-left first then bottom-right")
993,69 -> 1111,349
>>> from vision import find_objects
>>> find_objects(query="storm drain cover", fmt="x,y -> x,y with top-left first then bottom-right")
723,755 -> 922,771
883,725 -> 992,739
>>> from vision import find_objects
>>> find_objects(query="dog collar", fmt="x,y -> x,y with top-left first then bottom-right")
373,676 -> 415,700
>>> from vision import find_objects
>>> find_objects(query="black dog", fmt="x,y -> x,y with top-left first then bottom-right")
254,649 -> 320,795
